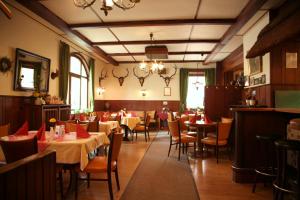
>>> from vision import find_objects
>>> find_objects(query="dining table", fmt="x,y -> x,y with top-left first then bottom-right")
120,116 -> 141,141
99,120 -> 120,135
184,120 -> 217,156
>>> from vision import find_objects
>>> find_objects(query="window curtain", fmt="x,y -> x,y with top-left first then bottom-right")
204,68 -> 216,86
179,68 -> 189,113
88,58 -> 95,112
59,41 -> 70,104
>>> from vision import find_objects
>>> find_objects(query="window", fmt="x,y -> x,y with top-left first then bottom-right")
186,76 -> 205,109
69,55 -> 88,112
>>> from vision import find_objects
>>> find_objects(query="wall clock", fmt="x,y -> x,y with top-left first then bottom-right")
0,57 -> 11,73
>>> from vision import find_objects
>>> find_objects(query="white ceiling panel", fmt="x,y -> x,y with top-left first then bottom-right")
97,45 -> 128,53
186,43 -> 216,51
91,0 -> 199,22
126,45 -> 149,53
220,36 -> 242,52
166,44 -> 188,52
211,53 -> 231,62
75,28 -> 118,42
41,0 -> 99,24
111,25 -> 192,41
184,54 -> 207,60
112,56 -> 134,62
166,55 -> 184,60
197,0 -> 250,19
191,25 -> 230,39
237,11 -> 267,35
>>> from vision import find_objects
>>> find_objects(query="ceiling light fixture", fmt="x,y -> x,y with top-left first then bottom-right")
193,63 -> 204,90
139,33 -> 165,73
73,0 -> 140,16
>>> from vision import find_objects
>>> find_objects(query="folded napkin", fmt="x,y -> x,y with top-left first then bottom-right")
189,116 -> 197,124
36,123 -> 46,141
76,124 -> 90,138
14,121 -> 29,136
79,114 -> 86,121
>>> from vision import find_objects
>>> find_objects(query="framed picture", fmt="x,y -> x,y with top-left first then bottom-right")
250,77 -> 254,86
249,56 -> 262,75
164,87 -> 171,96
254,78 -> 260,85
286,52 -> 298,68
261,74 -> 266,84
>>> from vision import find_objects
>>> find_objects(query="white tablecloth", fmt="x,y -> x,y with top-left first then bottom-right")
121,117 -> 141,130
99,121 -> 120,135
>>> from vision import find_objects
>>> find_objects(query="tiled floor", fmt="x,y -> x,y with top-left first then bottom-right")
64,131 -> 272,200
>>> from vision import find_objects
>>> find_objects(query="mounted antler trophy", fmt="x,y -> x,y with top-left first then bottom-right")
0,0 -> 12,19
112,68 -> 129,86
133,67 -> 151,87
99,68 -> 108,86
159,67 -> 177,87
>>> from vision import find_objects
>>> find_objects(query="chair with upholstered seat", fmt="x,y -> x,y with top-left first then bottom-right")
179,115 -> 198,137
133,114 -> 151,142
201,121 -> 232,163
168,120 -> 197,160
0,124 -> 10,137
75,132 -> 123,200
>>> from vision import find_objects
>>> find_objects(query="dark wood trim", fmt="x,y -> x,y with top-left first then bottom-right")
109,51 -> 211,56
69,18 -> 236,29
92,39 -> 219,46
119,60 -> 204,64
15,0 -> 118,66
204,0 -> 268,63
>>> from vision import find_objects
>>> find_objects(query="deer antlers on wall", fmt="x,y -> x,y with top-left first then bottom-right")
112,68 -> 129,86
99,68 -> 108,86
133,67 -> 151,87
159,67 -> 177,87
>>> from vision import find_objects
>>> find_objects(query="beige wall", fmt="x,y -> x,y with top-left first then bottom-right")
94,62 -> 216,101
0,1 -> 106,97
243,12 -> 270,86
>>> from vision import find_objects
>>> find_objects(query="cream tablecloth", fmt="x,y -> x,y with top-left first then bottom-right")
99,121 -> 120,135
121,116 -> 141,130
0,132 -> 110,171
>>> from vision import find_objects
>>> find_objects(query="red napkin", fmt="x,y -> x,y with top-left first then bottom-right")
79,114 -> 86,121
36,123 -> 46,141
14,121 -> 29,136
204,115 -> 212,124
189,116 -> 197,123
101,112 -> 109,122
76,124 -> 90,138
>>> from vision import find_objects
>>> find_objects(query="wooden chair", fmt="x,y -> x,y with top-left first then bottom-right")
0,123 -> 10,137
75,132 -> 123,200
201,121 -> 232,163
133,115 -> 151,142
0,135 -> 38,163
66,122 -> 88,132
168,120 -> 197,160
206,117 -> 232,138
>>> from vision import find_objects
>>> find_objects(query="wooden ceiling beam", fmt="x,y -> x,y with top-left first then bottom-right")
109,51 -> 211,56
93,39 -> 219,46
15,0 -> 118,66
69,19 -> 236,29
204,0 -> 268,63
119,60 -> 204,64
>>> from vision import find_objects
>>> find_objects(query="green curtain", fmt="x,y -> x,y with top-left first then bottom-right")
204,68 -> 216,86
59,41 -> 70,103
179,68 -> 189,113
88,58 -> 95,112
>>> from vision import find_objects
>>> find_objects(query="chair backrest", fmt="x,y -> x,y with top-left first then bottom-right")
0,136 -> 38,163
168,120 -> 180,138
145,114 -> 151,127
221,117 -> 233,123
66,122 -> 88,132
0,124 -> 10,137
179,115 -> 189,131
108,132 -> 123,165
87,120 -> 99,132
146,110 -> 156,120
217,122 -> 232,141
167,112 -> 173,122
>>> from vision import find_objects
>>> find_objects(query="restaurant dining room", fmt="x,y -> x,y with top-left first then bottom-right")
1,0 -> 300,200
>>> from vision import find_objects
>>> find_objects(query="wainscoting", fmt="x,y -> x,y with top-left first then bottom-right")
94,100 -> 180,112
0,95 -> 32,133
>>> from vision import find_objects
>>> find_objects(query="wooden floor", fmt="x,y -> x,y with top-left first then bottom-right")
64,131 -> 272,200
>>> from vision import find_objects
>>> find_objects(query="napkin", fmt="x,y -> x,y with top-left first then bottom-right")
101,112 -> 109,122
79,114 -> 86,121
189,116 -> 197,124
204,115 -> 212,124
36,123 -> 46,141
76,124 -> 90,138
14,121 -> 29,136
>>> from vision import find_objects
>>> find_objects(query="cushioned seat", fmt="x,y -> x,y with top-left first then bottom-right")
82,157 -> 117,173
201,137 -> 227,146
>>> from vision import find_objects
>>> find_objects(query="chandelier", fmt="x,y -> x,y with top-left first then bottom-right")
73,0 -> 140,16
139,33 -> 165,73
193,63 -> 204,90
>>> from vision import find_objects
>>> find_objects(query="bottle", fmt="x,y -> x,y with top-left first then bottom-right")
49,127 -> 55,141
60,125 -> 65,137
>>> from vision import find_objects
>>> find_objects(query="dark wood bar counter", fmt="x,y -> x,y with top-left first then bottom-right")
230,107 -> 300,183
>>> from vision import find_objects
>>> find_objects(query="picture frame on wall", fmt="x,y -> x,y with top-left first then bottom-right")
261,74 -> 266,84
286,52 -> 298,68
164,87 -> 171,96
250,77 -> 254,86
249,56 -> 262,75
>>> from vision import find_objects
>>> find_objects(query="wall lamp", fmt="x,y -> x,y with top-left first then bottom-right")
140,89 -> 147,96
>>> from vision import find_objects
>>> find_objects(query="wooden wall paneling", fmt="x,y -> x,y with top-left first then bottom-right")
216,62 -> 223,85
0,96 -> 3,125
